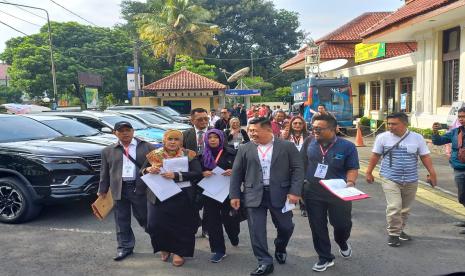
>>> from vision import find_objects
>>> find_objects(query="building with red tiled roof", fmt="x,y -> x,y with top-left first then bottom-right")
141,69 -> 227,113
363,0 -> 465,128
280,11 -> 419,121
280,12 -> 417,71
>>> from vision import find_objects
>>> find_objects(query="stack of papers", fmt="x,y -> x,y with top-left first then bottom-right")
319,179 -> 370,201
198,167 -> 230,203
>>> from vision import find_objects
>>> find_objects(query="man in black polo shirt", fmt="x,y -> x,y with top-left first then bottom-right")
302,114 -> 359,272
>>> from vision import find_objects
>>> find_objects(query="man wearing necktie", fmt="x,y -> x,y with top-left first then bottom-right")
230,117 -> 304,275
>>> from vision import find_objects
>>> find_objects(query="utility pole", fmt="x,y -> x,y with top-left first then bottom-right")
133,40 -> 140,106
250,52 -> 254,79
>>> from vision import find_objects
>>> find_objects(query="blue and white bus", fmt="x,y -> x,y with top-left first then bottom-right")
291,77 -> 353,128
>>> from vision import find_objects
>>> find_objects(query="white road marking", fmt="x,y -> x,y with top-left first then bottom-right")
49,228 -> 112,235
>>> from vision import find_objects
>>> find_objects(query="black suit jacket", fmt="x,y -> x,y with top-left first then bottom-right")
183,127 -> 212,154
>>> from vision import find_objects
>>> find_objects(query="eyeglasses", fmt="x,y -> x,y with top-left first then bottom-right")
312,127 -> 331,133
292,122 -> 303,125
195,117 -> 209,122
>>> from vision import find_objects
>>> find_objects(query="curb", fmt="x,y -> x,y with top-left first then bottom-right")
358,161 -> 465,220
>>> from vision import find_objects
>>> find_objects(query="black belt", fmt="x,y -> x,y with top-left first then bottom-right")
263,186 -> 270,191
123,180 -> 136,185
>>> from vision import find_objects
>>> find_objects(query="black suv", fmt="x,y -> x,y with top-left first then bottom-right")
0,114 -> 106,223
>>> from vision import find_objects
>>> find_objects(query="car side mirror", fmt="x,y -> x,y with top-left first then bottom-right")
101,127 -> 112,133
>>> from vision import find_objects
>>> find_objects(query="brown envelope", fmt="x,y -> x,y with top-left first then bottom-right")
91,191 -> 114,220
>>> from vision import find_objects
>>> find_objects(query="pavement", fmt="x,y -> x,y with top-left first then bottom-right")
1,134 -> 465,275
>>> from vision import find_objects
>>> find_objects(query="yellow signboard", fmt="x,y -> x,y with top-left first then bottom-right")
355,43 -> 386,63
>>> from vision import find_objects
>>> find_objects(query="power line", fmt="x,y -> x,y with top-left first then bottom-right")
49,0 -> 98,27
0,9 -> 42,27
193,53 -> 289,61
0,19 -> 28,35
2,0 -> 47,20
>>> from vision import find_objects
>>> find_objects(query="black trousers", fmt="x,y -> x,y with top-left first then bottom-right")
305,196 -> 352,262
453,170 -> 465,207
247,190 -> 294,265
114,182 -> 149,252
203,196 -> 240,254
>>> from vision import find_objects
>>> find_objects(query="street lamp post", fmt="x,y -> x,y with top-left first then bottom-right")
0,2 -> 58,109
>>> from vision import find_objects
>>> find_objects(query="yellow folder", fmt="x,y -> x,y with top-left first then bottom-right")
91,191 -> 114,220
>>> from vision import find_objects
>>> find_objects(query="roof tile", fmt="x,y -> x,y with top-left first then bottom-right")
143,69 -> 226,91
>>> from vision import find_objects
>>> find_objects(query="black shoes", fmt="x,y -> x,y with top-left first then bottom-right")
387,235 -> 400,247
453,221 -> 465,227
399,231 -> 411,241
113,249 -> 133,261
274,251 -> 287,264
230,236 -> 239,246
250,264 -> 274,276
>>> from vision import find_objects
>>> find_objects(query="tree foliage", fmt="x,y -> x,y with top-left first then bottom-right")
162,55 -> 217,79
133,0 -> 219,65
0,22 -> 167,103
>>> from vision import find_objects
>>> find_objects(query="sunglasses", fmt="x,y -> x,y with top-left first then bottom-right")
313,127 -> 331,133
195,117 -> 209,122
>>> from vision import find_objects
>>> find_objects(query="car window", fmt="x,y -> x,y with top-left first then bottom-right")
41,119 -> 101,137
0,117 -> 61,142
75,117 -> 106,130
156,106 -> 180,116
137,113 -> 169,124
101,115 -> 147,130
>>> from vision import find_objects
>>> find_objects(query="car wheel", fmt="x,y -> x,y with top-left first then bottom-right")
0,177 -> 42,223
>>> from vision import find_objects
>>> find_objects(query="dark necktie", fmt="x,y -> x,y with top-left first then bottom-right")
197,130 -> 204,154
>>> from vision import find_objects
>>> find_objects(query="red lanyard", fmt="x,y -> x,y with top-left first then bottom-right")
319,138 -> 337,163
215,149 -> 223,164
292,135 -> 302,145
123,145 -> 130,158
258,144 -> 273,160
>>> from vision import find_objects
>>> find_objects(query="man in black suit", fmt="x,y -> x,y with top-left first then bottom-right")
97,121 -> 156,261
183,107 -> 211,237
214,108 -> 231,131
230,117 -> 304,275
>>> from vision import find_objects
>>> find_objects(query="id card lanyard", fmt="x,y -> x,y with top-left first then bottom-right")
258,144 -> 273,161
319,138 -> 337,164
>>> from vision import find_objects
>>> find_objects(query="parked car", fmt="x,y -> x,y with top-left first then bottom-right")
22,114 -> 118,145
108,110 -> 191,131
107,105 -> 191,124
40,111 -> 165,143
0,114 -> 106,223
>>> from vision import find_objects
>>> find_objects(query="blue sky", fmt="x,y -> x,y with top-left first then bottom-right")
0,0 -> 404,54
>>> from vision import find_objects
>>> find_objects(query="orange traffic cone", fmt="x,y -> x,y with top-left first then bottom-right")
355,123 -> 365,147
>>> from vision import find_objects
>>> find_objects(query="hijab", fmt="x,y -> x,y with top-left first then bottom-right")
202,129 -> 225,170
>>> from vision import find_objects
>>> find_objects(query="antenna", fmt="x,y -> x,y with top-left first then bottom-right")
227,67 -> 250,83
315,59 -> 348,73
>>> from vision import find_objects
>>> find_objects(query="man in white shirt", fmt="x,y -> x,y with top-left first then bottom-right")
366,112 -> 437,247
209,109 -> 220,127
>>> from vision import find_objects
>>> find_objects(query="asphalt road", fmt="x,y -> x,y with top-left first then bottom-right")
1,179 -> 465,276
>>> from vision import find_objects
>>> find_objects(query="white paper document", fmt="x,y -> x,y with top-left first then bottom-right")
163,156 -> 189,172
141,173 -> 182,202
202,183 -> 230,203
319,179 -> 369,201
281,199 -> 296,213
198,166 -> 230,196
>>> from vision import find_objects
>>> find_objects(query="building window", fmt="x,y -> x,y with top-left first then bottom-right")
384,79 -> 395,113
370,81 -> 380,110
442,27 -> 460,106
400,77 -> 413,113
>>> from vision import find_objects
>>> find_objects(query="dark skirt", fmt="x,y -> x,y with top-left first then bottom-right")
147,190 -> 198,257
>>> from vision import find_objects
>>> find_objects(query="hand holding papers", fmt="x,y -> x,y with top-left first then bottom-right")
281,199 -> 296,213
319,179 -> 370,201
198,166 -> 230,203
141,173 -> 182,202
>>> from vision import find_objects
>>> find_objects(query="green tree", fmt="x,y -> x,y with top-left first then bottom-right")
0,86 -> 23,103
162,55 -> 217,79
193,0 -> 305,87
0,22 -> 167,103
275,86 -> 291,98
135,0 -> 220,65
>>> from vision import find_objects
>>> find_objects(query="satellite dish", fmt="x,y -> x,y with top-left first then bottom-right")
317,59 -> 348,73
227,67 -> 250,83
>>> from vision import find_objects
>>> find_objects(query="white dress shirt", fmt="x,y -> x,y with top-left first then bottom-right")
257,137 -> 274,186
121,138 -> 138,181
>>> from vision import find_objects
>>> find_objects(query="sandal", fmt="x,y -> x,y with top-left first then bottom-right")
172,254 -> 185,267
160,251 -> 171,262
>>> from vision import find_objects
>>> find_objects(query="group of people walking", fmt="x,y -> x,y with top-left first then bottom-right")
97,105 -> 463,275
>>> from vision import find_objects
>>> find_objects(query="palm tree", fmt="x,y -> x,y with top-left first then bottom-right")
136,0 -> 219,64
